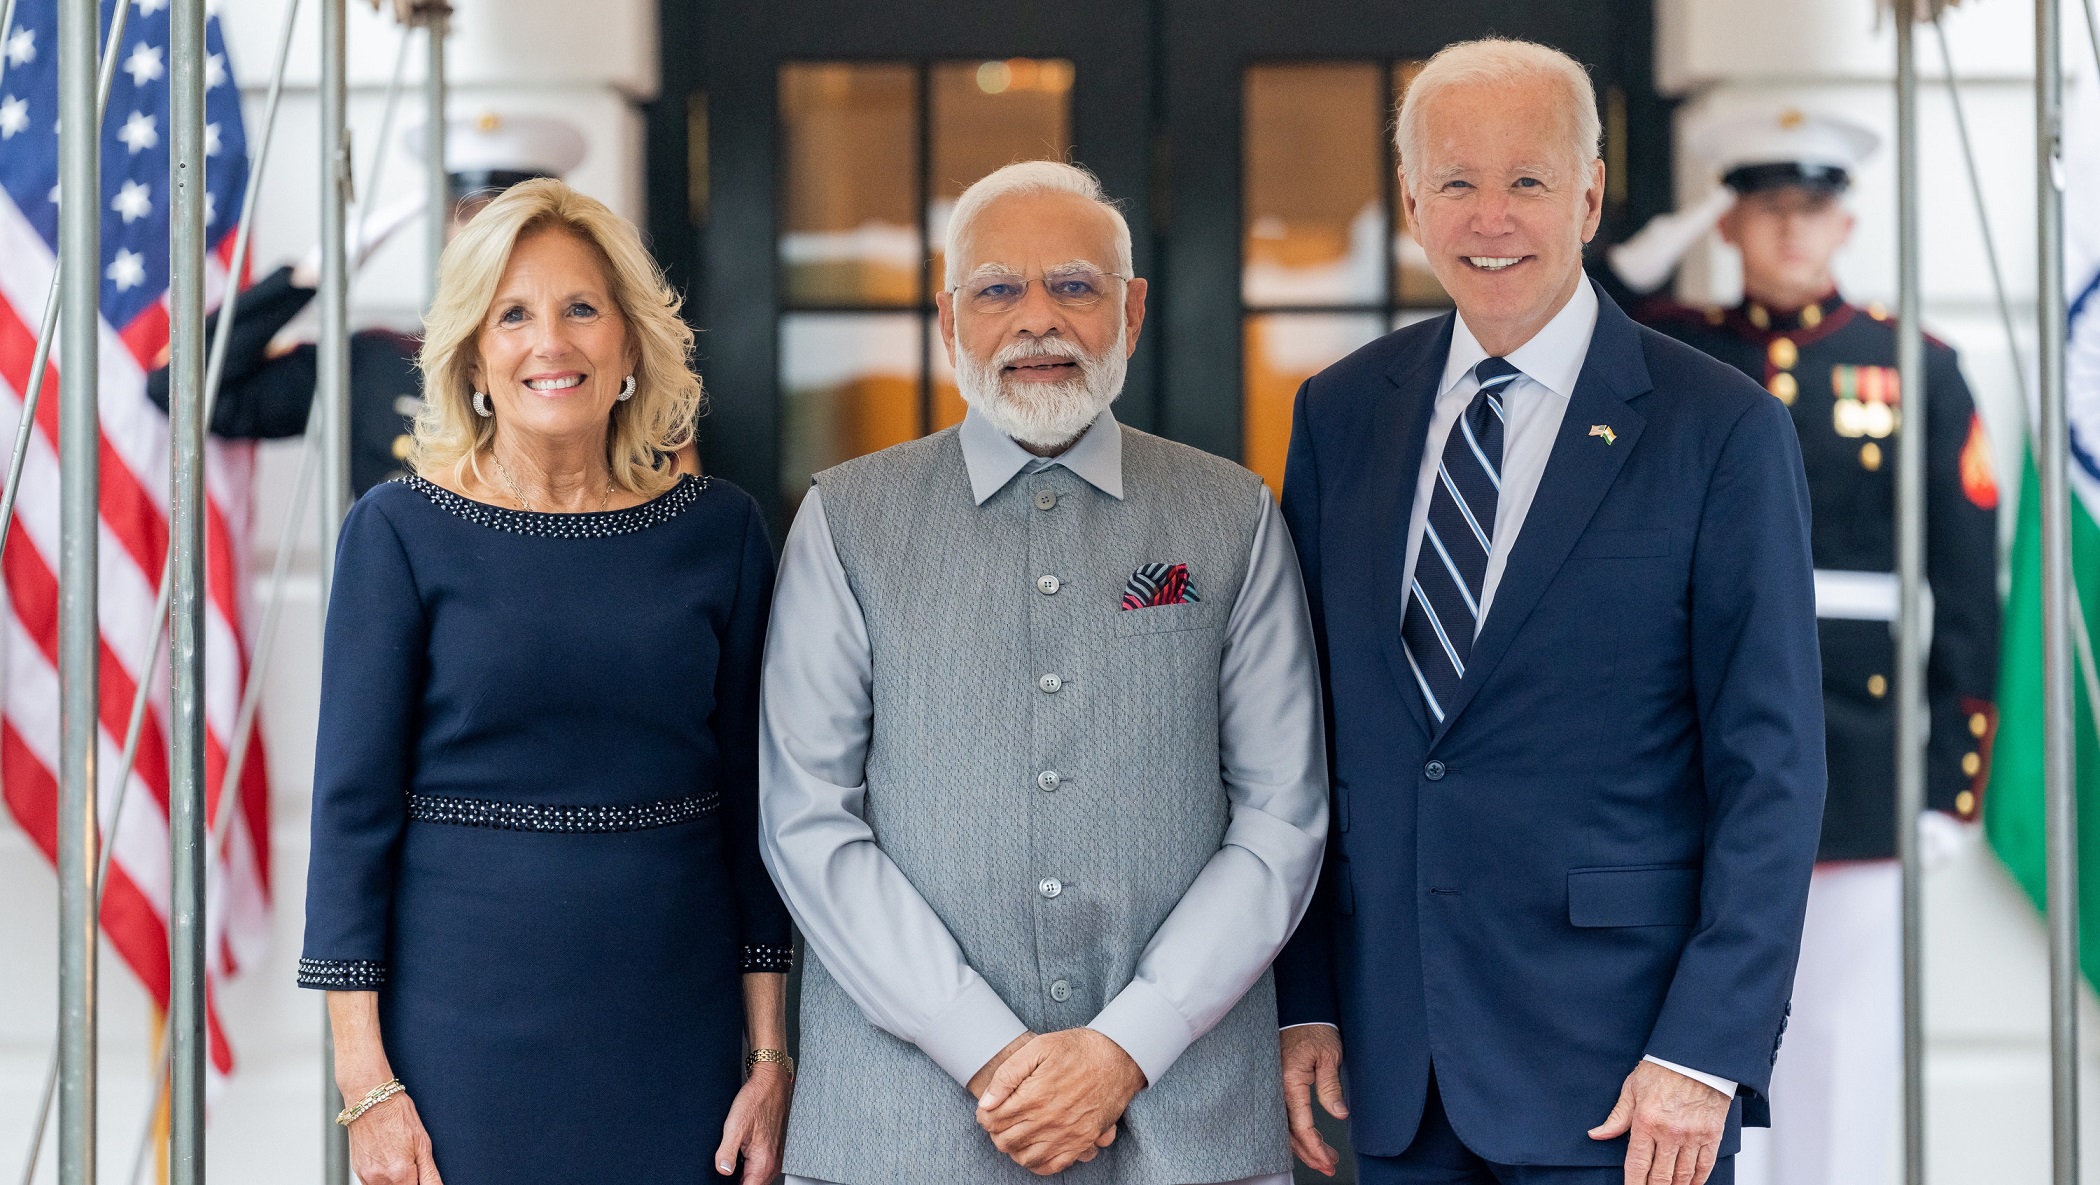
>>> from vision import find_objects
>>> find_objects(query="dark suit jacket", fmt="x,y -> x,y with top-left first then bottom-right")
1272,285 -> 1826,1166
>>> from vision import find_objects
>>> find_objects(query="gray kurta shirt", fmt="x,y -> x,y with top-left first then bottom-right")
758,407 -> 1326,1162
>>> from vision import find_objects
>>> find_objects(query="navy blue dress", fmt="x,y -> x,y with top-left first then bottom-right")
298,472 -> 793,1183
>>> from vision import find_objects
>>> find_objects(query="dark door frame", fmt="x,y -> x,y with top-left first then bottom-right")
1158,0 -> 1672,459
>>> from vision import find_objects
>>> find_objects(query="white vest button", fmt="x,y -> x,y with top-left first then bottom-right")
1049,979 -> 1072,1001
1037,574 -> 1061,595
1037,770 -> 1062,792
1039,673 -> 1063,693
1038,877 -> 1063,899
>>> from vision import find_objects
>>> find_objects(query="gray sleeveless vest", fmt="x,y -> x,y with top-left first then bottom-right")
781,423 -> 1288,1185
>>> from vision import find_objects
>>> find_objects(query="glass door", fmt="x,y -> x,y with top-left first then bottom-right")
777,59 -> 1075,512
665,0 -> 1153,531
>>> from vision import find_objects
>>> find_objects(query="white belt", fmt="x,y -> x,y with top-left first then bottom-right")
1814,570 -> 1933,638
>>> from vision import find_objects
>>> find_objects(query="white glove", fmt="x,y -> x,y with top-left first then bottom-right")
290,194 -> 428,288
1605,185 -> 1738,295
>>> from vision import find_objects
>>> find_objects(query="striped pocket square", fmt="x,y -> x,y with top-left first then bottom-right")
1120,563 -> 1201,610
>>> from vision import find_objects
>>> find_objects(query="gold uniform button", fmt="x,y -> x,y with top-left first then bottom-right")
1956,789 -> 1977,817
1748,304 -> 1771,330
1860,441 -> 1883,470
1801,303 -> 1824,329
1868,674 -> 1888,698
1705,307 -> 1725,326
1768,338 -> 1799,370
1970,712 -> 1989,737
1868,302 -> 1890,321
1962,752 -> 1982,777
1768,372 -> 1798,405
390,434 -> 414,460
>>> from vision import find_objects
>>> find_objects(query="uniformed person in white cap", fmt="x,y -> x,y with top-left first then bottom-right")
147,111 -> 588,494
1606,107 -> 2001,1185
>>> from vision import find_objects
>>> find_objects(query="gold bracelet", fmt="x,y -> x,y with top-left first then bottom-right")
334,1078 -> 406,1126
746,1048 -> 795,1078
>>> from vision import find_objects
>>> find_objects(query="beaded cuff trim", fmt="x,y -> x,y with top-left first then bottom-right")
403,473 -> 707,537
406,790 -> 722,833
298,957 -> 387,990
742,943 -> 795,973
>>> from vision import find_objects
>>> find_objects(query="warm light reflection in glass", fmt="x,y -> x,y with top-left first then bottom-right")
930,60 -> 1074,293
1242,314 -> 1385,495
779,63 -> 921,307
780,314 -> 923,511
1243,64 -> 1387,308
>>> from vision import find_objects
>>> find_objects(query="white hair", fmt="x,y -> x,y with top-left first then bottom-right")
1395,38 -> 1601,190
942,160 -> 1134,289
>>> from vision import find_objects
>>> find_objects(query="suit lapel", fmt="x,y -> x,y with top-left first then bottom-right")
1371,315 -> 1453,741
1428,292 -> 1655,746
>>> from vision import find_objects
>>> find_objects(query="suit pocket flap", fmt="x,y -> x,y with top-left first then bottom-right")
1571,528 -> 1671,559
1568,864 -> 1700,927
1113,601 -> 1222,637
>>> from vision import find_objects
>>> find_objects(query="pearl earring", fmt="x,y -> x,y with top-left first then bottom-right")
472,391 -> 492,417
617,375 -> 636,402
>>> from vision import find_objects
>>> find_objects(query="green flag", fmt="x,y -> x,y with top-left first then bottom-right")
1984,72 -> 2100,982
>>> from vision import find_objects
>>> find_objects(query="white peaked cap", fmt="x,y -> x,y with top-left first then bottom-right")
403,111 -> 588,181
1689,107 -> 1881,180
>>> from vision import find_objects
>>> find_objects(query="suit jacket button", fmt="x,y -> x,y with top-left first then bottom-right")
1424,760 -> 1446,781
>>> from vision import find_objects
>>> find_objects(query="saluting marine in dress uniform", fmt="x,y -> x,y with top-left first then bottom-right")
1606,108 -> 2002,1185
146,112 -> 587,494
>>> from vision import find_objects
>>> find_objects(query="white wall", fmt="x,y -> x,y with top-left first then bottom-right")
1656,0 -> 2099,1181
0,1 -> 657,1179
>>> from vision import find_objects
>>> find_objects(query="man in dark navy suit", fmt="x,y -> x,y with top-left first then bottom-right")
1273,38 -> 1827,1185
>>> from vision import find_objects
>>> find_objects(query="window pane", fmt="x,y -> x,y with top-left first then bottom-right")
1243,64 -> 1387,308
1244,313 -> 1385,494
780,314 -> 924,510
1391,60 -> 1453,309
929,59 -> 1075,292
780,64 -> 921,307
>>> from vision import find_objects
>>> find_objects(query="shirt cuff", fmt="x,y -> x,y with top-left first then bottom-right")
1642,1055 -> 1737,1100
913,976 -> 1030,1090
1088,978 -> 1196,1088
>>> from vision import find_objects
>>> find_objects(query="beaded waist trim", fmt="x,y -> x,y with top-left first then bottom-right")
406,790 -> 722,832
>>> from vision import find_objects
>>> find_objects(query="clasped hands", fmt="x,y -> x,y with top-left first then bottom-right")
966,1029 -> 1148,1176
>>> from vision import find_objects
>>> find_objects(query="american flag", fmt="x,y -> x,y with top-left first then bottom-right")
0,0 -> 268,1087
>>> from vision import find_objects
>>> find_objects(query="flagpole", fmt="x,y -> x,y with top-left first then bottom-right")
318,0 -> 353,1178
2037,0 -> 2079,1175
1892,10 -> 1929,1185
55,0 -> 100,1184
164,0 -> 209,1179
422,2 -> 448,291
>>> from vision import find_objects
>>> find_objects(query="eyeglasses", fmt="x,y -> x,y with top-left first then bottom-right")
952,266 -> 1128,315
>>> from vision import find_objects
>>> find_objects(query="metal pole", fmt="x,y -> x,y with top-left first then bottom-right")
423,5 -> 448,290
165,0 -> 208,1180
1892,13 -> 1928,1185
55,0 -> 99,1182
0,0 -> 138,573
318,0 -> 353,1178
2037,0 -> 2079,1178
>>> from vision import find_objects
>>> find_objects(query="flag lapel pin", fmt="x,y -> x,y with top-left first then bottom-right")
1588,424 -> 1617,445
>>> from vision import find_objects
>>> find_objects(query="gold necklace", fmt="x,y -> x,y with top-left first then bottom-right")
491,452 -> 613,512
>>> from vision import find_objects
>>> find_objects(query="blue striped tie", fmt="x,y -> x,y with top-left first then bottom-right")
1401,356 -> 1518,725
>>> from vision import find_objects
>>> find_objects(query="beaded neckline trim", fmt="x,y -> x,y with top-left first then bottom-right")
407,790 -> 722,832
403,472 -> 708,537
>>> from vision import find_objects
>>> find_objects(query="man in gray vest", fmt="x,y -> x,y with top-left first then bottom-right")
759,160 -> 1329,1185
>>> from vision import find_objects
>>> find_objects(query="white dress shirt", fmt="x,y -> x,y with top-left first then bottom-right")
762,409 -> 1323,1185
1289,278 -> 1740,1104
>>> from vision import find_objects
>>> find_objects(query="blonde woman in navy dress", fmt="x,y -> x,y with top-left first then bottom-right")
299,178 -> 794,1184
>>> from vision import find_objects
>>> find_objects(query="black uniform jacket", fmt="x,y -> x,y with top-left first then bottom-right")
1641,290 -> 2000,860
146,265 -> 423,496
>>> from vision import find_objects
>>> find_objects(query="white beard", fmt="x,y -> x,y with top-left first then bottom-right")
953,321 -> 1128,450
